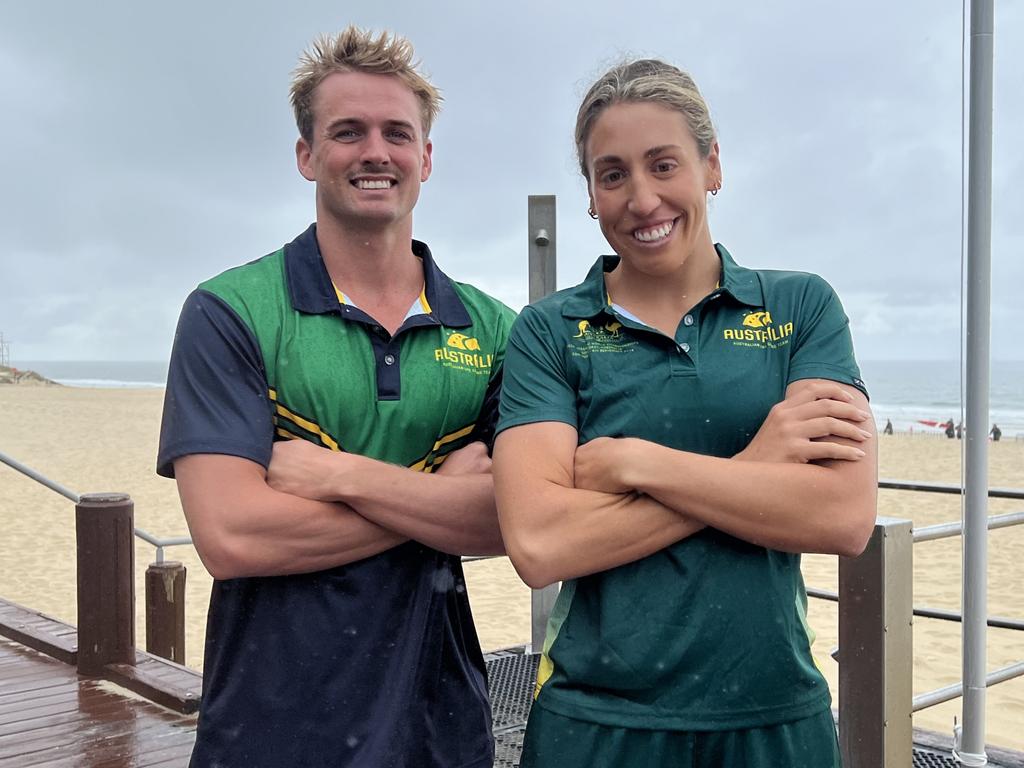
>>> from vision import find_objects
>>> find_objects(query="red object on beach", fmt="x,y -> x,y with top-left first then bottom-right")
917,420 -> 944,428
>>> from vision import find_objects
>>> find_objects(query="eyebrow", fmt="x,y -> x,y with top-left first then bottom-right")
592,145 -> 683,166
323,117 -> 418,133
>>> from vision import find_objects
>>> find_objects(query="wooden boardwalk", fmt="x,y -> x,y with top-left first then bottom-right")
0,637 -> 197,767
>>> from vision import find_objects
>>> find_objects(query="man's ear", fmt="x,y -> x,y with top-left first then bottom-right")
420,139 -> 433,183
296,137 -> 315,182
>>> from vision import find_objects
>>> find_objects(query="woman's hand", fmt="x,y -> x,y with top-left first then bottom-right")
735,380 -> 871,464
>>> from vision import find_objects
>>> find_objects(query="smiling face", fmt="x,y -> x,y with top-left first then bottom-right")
296,71 -> 432,232
585,100 -> 720,278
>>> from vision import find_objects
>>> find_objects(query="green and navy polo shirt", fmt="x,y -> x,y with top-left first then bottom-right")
158,224 -> 515,767
497,245 -> 867,732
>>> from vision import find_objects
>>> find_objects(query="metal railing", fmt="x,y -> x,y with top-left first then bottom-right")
822,481 -> 1024,768
6,446 -> 1024,766
0,448 -> 189,665
0,449 -> 194,566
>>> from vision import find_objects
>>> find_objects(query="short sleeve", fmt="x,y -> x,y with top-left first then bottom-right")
156,289 -> 274,477
468,306 -> 518,451
787,275 -> 868,397
496,305 -> 579,435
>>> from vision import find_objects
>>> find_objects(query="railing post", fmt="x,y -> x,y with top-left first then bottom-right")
528,194 -> 560,652
145,561 -> 187,664
838,516 -> 913,768
76,493 -> 135,676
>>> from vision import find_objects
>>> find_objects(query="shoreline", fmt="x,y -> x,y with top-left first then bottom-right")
1,385 -> 1022,749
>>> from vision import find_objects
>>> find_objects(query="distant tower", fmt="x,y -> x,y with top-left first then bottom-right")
0,332 -> 10,368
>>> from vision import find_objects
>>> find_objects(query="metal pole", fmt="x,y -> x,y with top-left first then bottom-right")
0,449 -> 81,503
914,661 -> 1024,713
959,0 -> 994,763
528,195 -> 557,301
527,195 -> 559,653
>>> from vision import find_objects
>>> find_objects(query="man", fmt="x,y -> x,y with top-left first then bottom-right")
158,27 -> 515,767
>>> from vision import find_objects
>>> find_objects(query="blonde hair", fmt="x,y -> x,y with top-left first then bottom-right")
575,59 -> 716,178
290,26 -> 442,143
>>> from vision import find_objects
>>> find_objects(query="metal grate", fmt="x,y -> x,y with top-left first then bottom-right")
492,730 -> 526,768
486,651 -> 539,732
912,748 -> 966,767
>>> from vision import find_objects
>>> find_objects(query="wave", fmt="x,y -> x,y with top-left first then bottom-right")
54,378 -> 165,389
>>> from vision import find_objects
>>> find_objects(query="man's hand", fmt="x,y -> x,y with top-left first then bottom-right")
735,380 -> 871,464
574,436 -> 643,494
266,439 -> 360,501
435,441 -> 491,476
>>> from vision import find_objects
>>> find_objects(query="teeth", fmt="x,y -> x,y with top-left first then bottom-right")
355,179 -> 393,189
634,221 -> 673,242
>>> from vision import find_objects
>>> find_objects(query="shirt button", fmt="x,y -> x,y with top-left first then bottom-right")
384,354 -> 396,366
681,343 -> 691,353
683,315 -> 694,326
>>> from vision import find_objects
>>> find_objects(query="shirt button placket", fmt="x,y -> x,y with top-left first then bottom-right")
677,312 -> 696,370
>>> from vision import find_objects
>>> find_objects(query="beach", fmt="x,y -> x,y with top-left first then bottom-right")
1,385 -> 1022,749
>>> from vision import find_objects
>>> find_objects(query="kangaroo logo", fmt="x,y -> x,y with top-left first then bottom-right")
447,333 -> 481,351
573,320 -> 591,338
743,311 -> 773,328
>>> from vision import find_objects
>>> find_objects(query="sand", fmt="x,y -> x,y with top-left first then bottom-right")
1,386 -> 1021,749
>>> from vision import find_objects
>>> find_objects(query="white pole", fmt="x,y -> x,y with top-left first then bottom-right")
957,0 -> 994,764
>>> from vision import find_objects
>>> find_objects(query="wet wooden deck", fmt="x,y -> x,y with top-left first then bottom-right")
0,637 -> 197,766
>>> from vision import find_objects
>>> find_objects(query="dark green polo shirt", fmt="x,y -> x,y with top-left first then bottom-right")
497,245 -> 866,731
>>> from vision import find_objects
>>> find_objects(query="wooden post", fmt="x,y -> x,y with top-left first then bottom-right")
76,493 -> 135,676
145,561 -> 187,664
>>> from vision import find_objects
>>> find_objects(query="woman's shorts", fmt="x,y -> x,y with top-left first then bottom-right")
518,706 -> 841,768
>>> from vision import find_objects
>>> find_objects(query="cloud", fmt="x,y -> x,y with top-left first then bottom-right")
2,0 -> 1021,362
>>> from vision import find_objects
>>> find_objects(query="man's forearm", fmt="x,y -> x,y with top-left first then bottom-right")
267,444 -> 504,556
321,456 -> 504,556
175,454 -> 406,580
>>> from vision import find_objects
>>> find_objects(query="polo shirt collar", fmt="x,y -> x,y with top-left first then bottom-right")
560,243 -> 763,319
284,223 -> 472,327
715,244 -> 763,307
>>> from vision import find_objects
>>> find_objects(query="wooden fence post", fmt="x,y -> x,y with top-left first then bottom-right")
76,493 -> 135,676
145,561 -> 187,664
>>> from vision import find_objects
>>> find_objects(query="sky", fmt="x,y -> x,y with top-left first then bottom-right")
2,1 -> 1022,363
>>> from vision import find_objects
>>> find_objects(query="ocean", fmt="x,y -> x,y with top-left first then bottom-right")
14,358 -> 1024,438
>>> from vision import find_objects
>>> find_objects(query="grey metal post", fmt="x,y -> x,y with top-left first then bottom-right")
838,517 -> 913,768
960,0 -> 994,762
528,194 -> 559,652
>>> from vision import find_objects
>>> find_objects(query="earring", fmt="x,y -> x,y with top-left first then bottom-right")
710,180 -> 722,196
587,206 -> 598,219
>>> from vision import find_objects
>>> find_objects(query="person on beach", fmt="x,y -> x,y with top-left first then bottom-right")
493,59 -> 878,768
884,418 -> 894,435
990,423 -> 1002,441
157,27 -> 514,768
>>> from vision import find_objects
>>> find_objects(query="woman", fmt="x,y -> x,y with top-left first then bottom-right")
493,59 -> 877,768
